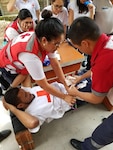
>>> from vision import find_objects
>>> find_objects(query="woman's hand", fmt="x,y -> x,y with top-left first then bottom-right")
67,85 -> 78,97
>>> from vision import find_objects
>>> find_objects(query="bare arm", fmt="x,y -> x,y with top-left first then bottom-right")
7,0 -> 16,12
68,9 -> 74,26
21,75 -> 32,87
11,74 -> 28,87
49,57 -> 67,87
36,10 -> 40,22
73,70 -> 91,85
87,3 -> 95,19
3,99 -> 39,129
63,25 -> 67,38
67,86 -> 105,104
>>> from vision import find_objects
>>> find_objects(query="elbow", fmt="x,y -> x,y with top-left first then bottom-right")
28,119 -> 39,129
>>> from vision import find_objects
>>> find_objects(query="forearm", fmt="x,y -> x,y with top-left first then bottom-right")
7,0 -> 16,12
89,9 -> 95,20
71,89 -> 104,104
36,10 -> 40,21
50,58 -> 66,85
68,9 -> 74,26
79,70 -> 91,81
88,4 -> 95,19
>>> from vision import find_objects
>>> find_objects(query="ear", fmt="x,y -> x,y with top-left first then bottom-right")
18,18 -> 21,23
17,103 -> 24,109
81,40 -> 89,48
41,37 -> 48,46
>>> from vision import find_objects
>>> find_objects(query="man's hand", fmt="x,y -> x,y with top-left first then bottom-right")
2,98 -> 15,111
64,94 -> 76,106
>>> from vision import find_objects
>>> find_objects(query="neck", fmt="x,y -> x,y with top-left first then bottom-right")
37,39 -> 45,51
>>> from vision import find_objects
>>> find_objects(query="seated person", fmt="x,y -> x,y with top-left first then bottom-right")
3,81 -> 74,133
3,8 -> 34,45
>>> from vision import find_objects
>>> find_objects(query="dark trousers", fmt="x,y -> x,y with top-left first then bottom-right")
81,113 -> 113,149
0,68 -> 17,90
0,75 -> 10,90
10,112 -> 26,134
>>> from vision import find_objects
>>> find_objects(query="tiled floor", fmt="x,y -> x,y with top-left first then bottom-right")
0,98 -> 113,150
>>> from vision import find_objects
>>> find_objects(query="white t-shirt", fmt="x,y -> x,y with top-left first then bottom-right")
15,0 -> 40,21
18,52 -> 56,81
42,5 -> 68,26
24,82 -> 71,133
68,0 -> 90,19
93,0 -> 113,34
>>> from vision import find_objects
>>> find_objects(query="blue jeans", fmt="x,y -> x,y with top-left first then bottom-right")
81,113 -> 113,149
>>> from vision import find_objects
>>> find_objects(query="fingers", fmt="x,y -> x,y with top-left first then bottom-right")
2,99 -> 8,110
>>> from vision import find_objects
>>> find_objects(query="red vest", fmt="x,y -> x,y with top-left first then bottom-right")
0,32 -> 47,75
4,19 -> 34,42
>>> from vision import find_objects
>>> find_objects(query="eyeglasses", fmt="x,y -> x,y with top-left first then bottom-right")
53,4 -> 63,9
52,40 -> 64,48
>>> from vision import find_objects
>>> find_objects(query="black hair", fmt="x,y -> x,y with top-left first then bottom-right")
35,9 -> 64,41
4,87 -> 20,107
51,0 -> 64,3
77,0 -> 88,14
68,16 -> 101,45
14,8 -> 32,21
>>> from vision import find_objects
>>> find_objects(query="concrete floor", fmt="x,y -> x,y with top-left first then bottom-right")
0,99 -> 113,150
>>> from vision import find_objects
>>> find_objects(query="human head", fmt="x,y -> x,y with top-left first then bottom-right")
80,0 -> 88,4
77,0 -> 88,13
17,9 -> 33,32
4,88 -> 34,109
4,87 -> 20,107
51,0 -> 64,14
35,9 -> 64,53
68,16 -> 101,55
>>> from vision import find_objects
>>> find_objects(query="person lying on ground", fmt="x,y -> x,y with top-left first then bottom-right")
3,81 -> 76,133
